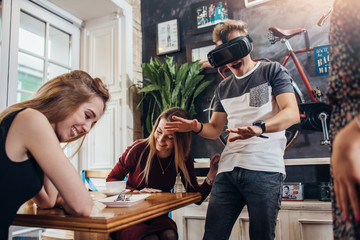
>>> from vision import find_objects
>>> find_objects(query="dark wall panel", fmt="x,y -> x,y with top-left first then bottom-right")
141,0 -> 334,160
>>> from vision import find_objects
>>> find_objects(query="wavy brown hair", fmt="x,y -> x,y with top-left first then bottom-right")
0,70 -> 110,147
212,19 -> 249,43
138,107 -> 193,186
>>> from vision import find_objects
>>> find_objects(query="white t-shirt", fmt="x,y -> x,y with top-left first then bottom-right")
213,61 -> 294,175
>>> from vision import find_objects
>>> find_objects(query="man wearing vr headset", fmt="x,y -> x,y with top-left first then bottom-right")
165,19 -> 299,240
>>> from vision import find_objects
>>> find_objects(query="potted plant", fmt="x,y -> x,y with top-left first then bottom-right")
137,56 -> 212,134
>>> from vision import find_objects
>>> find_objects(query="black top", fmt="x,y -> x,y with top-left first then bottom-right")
0,109 -> 44,239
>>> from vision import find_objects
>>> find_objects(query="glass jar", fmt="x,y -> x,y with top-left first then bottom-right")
318,182 -> 331,201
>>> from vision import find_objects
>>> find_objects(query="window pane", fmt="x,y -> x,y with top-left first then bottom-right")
16,91 -> 32,102
19,11 -> 45,56
49,26 -> 71,66
0,1 -> 2,40
0,1 -> 2,69
17,52 -> 44,98
48,63 -> 69,81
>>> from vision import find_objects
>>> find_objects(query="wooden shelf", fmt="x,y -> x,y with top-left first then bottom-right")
280,199 -> 331,211
194,157 -> 330,169
284,157 -> 330,166
235,199 -> 331,211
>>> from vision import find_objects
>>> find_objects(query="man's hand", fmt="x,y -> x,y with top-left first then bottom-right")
135,188 -> 162,193
164,116 -> 199,133
226,125 -> 263,142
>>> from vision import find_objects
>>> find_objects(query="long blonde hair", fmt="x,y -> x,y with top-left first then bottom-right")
0,70 -> 110,147
139,107 -> 192,186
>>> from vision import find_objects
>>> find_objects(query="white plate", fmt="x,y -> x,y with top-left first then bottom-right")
99,189 -> 131,196
194,158 -> 210,163
98,194 -> 151,207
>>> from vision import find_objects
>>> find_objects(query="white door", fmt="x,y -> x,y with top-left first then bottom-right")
79,12 -> 134,172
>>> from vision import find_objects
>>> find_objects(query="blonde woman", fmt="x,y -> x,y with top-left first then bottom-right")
107,107 -> 219,240
0,70 -> 109,239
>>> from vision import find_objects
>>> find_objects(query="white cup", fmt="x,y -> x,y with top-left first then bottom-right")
105,181 -> 126,193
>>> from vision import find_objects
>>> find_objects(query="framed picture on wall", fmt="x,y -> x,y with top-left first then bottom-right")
156,19 -> 180,55
244,0 -> 272,8
191,0 -> 231,34
186,40 -> 216,65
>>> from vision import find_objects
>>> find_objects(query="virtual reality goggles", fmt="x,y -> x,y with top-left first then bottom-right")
207,35 -> 253,68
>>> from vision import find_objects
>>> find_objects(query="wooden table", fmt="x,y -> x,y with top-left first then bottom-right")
13,192 -> 201,239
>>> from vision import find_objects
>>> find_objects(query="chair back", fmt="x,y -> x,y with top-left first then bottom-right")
81,169 -> 111,192
84,170 -> 111,179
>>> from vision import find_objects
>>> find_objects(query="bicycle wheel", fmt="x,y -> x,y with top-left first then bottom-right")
206,80 -> 305,150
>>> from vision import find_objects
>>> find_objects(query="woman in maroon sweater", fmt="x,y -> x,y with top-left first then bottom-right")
107,107 -> 219,240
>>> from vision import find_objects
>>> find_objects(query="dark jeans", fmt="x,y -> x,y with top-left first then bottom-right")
203,167 -> 283,240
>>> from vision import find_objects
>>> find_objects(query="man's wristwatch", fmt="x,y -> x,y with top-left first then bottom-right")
252,120 -> 266,133
252,120 -> 268,138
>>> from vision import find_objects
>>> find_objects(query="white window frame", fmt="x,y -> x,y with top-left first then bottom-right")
1,0 -> 82,108
0,0 -> 12,110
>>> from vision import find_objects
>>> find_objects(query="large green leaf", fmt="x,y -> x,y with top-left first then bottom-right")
176,63 -> 190,85
165,56 -> 176,78
138,84 -> 161,93
171,83 -> 182,106
140,57 -> 211,132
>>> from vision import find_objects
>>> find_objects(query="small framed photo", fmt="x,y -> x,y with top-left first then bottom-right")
244,0 -> 272,8
191,0 -> 231,35
186,40 -> 216,64
156,19 -> 180,55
